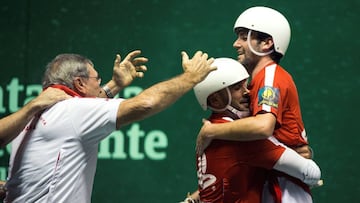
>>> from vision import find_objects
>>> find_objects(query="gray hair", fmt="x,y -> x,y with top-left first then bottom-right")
42,54 -> 94,89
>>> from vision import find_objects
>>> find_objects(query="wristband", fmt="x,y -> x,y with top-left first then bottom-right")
102,85 -> 114,98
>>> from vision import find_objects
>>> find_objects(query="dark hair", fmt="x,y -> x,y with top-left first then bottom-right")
252,30 -> 283,63
235,27 -> 283,63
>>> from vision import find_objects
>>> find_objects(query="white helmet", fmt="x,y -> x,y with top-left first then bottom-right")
234,6 -> 291,56
194,58 -> 249,110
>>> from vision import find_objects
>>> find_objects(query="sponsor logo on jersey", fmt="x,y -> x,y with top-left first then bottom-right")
258,86 -> 279,108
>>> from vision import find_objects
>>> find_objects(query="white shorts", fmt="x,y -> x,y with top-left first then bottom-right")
262,177 -> 313,203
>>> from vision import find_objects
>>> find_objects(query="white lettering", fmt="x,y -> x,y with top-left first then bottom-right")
197,153 -> 216,189
98,130 -> 127,159
127,123 -> 145,160
7,78 -> 24,112
0,78 -> 169,161
145,130 -> 168,160
0,87 -> 6,113
124,86 -> 143,98
97,124 -> 168,160
0,167 -> 6,180
24,85 -> 42,105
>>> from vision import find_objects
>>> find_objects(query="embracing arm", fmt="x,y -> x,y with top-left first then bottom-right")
273,147 -> 322,186
0,101 -> 38,147
196,112 -> 275,154
0,88 -> 70,147
208,112 -> 276,141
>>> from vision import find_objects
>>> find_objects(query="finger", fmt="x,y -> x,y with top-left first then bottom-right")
136,72 -> 144,78
136,65 -> 147,72
114,54 -> 121,64
201,52 -> 209,60
208,58 -> 217,71
207,57 -> 215,65
132,57 -> 149,65
124,50 -> 141,61
210,64 -> 217,72
194,50 -> 203,58
181,51 -> 189,62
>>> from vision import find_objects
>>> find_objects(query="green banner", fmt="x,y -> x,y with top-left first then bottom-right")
1,0 -> 359,202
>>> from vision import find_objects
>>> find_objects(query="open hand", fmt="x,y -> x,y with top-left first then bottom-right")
112,50 -> 148,88
181,51 -> 216,84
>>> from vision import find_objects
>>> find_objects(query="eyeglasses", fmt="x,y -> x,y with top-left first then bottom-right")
86,75 -> 102,85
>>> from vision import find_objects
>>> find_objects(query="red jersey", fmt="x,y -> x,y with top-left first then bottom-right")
249,63 -> 311,201
197,113 -> 286,203
249,63 -> 308,147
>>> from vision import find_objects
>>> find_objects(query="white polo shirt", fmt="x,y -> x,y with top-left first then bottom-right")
6,97 -> 123,203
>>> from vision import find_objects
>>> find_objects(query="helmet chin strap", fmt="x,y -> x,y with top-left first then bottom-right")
247,30 -> 274,56
226,105 -> 250,119
208,87 -> 250,119
208,87 -> 232,112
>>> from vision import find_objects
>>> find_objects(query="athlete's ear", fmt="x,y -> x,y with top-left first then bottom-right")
208,92 -> 225,109
73,77 -> 87,95
261,37 -> 274,52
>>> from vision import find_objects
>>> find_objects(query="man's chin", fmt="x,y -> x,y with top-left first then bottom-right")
237,55 -> 244,63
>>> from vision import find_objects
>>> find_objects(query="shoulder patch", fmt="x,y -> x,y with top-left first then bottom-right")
258,86 -> 279,108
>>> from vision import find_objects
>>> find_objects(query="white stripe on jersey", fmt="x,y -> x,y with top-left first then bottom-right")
262,64 -> 277,112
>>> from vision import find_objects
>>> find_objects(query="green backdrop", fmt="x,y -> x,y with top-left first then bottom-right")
0,0 -> 359,202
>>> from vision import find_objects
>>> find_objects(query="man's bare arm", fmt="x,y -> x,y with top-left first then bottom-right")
0,88 -> 70,147
116,51 -> 216,129
196,113 -> 276,154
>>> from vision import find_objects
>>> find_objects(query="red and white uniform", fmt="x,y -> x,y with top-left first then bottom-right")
6,97 -> 123,203
249,63 -> 312,202
249,63 -> 308,147
197,113 -> 285,203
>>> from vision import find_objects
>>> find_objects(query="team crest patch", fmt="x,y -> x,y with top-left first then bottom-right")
258,86 -> 279,108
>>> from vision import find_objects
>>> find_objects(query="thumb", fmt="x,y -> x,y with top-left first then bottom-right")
114,54 -> 121,65
181,51 -> 189,62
